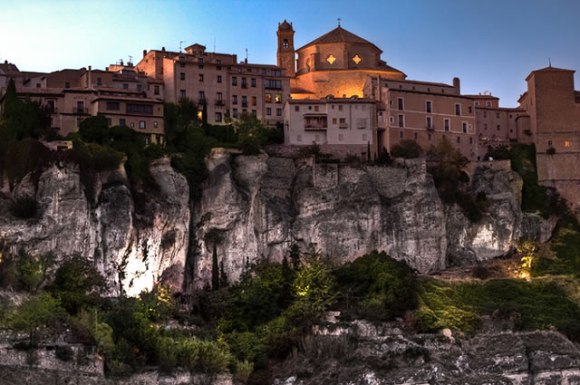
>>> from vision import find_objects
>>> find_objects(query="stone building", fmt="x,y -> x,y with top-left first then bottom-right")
1,62 -> 165,143
518,66 -> 580,210
136,44 -> 291,126
283,97 -> 377,158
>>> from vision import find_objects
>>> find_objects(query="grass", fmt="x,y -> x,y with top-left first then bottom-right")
417,278 -> 580,342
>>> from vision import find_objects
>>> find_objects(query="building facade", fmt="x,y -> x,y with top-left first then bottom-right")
284,97 -> 377,158
136,44 -> 291,126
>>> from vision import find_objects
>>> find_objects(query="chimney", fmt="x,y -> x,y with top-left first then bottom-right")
143,50 -> 147,58
88,65 -> 92,88
161,47 -> 166,52
453,77 -> 461,93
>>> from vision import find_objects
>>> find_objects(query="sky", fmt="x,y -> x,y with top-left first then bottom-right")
1,0 -> 579,107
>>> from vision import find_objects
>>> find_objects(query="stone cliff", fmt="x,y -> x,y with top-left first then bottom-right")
0,157 -> 189,296
0,151 -> 555,292
195,152 -> 554,287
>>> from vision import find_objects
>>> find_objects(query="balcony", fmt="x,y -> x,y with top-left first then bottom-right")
339,122 -> 348,129
73,107 -> 88,114
215,100 -> 225,107
304,124 -> 328,131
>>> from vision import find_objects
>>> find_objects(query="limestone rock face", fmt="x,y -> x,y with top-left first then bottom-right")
0,158 -> 189,296
195,154 -> 555,287
272,325 -> 580,385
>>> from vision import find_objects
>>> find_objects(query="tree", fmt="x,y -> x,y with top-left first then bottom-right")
8,293 -> 67,343
48,255 -> 106,314
391,139 -> 423,159
15,250 -> 54,292
427,137 -> 470,203
235,113 -> 269,154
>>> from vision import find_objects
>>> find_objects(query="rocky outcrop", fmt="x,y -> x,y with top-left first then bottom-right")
0,151 -> 556,293
273,322 -> 580,385
194,152 -> 554,287
0,157 -> 189,296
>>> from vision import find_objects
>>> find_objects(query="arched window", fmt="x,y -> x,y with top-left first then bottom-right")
283,39 -> 289,49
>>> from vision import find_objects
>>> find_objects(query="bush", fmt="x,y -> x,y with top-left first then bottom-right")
7,293 -> 67,343
391,140 -> 423,159
335,251 -> 418,322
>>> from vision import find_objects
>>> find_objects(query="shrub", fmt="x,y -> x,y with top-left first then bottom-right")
335,251 -> 418,322
7,293 -> 67,343
391,139 -> 423,159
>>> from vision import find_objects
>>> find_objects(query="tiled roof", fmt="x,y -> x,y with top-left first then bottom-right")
298,26 -> 381,52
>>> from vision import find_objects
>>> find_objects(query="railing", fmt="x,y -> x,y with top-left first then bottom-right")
305,124 -> 328,130
339,123 -> 348,129
73,107 -> 88,114
215,100 -> 225,107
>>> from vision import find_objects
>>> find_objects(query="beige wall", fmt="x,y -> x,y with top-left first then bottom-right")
284,98 -> 377,156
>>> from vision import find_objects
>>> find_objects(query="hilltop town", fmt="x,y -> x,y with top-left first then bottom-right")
1,20 -> 579,211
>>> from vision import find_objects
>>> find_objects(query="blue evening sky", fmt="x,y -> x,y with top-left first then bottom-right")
1,0 -> 579,107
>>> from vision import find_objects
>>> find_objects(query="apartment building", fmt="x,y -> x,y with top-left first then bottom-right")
2,62 -> 165,144
136,44 -> 290,126
284,97 -> 377,158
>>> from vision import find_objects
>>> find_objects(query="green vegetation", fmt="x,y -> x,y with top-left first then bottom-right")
390,139 -> 423,159
334,251 -> 418,322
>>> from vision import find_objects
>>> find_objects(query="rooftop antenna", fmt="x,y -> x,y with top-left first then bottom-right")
128,55 -> 133,64
548,58 -> 552,67
245,48 -> 248,63
337,17 -> 341,27
179,40 -> 185,52
213,38 -> 216,53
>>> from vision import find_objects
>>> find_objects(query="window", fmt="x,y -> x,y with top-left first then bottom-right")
97,77 -> 102,86
414,132 -> 418,140
265,79 -> 282,89
496,112 -> 500,119
444,119 -> 450,131
398,98 -> 404,110
398,114 -> 404,128
251,78 -> 256,87
276,108 -> 282,116
486,101 -> 491,107
130,122 -> 135,128
455,104 -> 461,116
283,39 -> 289,49
462,122 -> 467,133
266,107 -> 272,115
339,118 -> 346,128
332,118 -> 337,124
483,111 -> 487,118
457,136 -> 460,143
426,116 -> 433,129
217,92 -> 223,101
232,95 -> 238,105
106,101 -> 120,110
180,72 -> 185,80
154,85 -> 160,95
484,123 -> 488,130
468,106 -> 472,113
399,131 -> 403,139
153,121 -> 158,128
469,137 -> 473,144
241,77 -> 247,88
233,108 -> 238,118
199,74 -> 204,82
326,54 -> 336,64
265,93 -> 272,103
297,134 -> 302,142
426,100 -> 432,113
232,76 -> 237,86
497,125 -> 500,131
216,59 -> 222,70
357,118 -> 367,129
338,134 -> 344,142
252,110 -> 257,117
119,118 -> 126,127
127,103 -> 154,115
294,106 -> 299,112
217,75 -> 222,83
199,91 -> 205,103
252,96 -> 257,106
65,82 -> 70,88
180,89 -> 186,99
139,121 -> 146,129
75,101 -> 85,113
314,105 -> 319,112
338,105 -> 343,111
46,100 -> 55,113
123,83 -> 129,90
275,94 -> 282,103
242,95 -> 248,107
564,140 -> 572,148
215,112 -> 223,122
199,58 -> 204,69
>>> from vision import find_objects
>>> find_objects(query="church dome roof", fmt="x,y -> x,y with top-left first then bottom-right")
278,20 -> 293,31
298,26 -> 382,53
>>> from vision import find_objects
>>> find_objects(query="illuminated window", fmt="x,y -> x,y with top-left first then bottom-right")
139,121 -> 146,129
352,54 -> 362,64
275,94 -> 282,103
564,140 -> 572,148
326,54 -> 336,64
153,121 -> 158,128
252,96 -> 257,106
265,93 -> 272,103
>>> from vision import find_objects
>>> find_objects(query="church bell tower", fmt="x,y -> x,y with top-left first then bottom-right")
277,20 -> 295,77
